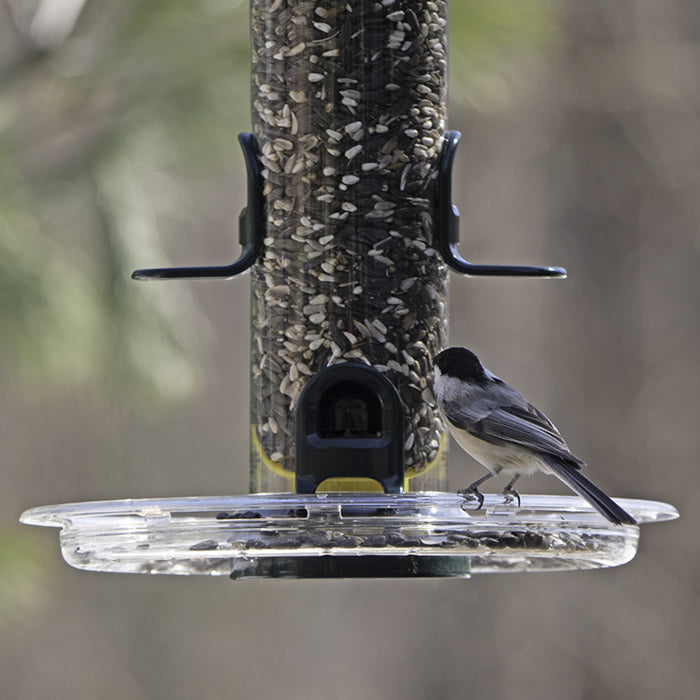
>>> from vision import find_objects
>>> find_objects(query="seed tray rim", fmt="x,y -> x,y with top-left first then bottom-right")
20,493 -> 676,576
20,492 -> 678,527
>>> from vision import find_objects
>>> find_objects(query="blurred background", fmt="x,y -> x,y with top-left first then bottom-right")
1,0 -> 697,698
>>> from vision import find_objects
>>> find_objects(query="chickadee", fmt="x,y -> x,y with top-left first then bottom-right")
433,347 -> 636,525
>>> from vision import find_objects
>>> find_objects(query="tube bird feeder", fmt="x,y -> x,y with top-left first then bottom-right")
20,1 -> 677,578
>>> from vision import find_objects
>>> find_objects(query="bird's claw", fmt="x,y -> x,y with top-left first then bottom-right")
457,487 -> 485,510
502,486 -> 521,507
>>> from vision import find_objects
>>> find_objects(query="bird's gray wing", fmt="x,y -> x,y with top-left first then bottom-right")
466,404 -> 584,467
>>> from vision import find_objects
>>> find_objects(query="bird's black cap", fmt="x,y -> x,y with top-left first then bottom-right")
434,347 -> 487,382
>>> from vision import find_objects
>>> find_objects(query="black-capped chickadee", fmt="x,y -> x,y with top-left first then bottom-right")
433,347 -> 636,525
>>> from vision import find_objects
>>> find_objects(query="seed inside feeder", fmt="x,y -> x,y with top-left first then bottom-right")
250,0 -> 449,487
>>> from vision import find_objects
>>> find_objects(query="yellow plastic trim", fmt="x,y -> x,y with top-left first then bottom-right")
250,425 -> 295,487
252,424 -> 448,493
316,477 -> 385,493
403,430 -> 448,490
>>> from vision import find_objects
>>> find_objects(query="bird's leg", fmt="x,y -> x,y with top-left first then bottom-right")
457,473 -> 493,509
502,474 -> 521,507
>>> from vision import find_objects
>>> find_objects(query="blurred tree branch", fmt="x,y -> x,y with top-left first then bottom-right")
26,0 -> 90,51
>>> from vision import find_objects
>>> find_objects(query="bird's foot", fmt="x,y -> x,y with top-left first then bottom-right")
502,486 -> 521,507
457,487 -> 485,510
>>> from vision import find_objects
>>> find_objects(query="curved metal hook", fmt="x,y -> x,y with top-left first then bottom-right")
436,130 -> 567,278
132,133 -> 264,281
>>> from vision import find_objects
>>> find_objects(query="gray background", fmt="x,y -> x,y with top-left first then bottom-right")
1,1 -> 697,698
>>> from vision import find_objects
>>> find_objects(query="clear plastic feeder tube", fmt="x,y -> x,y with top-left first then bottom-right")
249,0 -> 450,492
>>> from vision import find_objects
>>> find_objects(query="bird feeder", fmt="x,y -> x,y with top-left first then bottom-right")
20,1 -> 677,578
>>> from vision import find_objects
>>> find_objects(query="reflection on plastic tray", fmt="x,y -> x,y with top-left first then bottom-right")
20,492 -> 678,578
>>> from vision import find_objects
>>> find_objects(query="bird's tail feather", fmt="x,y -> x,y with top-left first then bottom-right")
544,457 -> 637,525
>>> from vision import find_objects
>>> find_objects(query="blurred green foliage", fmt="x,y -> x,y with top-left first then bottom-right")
451,0 -> 558,106
0,528 -> 52,628
0,0 -> 555,396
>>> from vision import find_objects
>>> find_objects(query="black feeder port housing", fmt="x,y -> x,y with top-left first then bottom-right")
295,363 -> 405,495
19,1 -> 677,579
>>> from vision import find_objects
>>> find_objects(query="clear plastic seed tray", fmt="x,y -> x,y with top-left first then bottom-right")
20,493 -> 678,578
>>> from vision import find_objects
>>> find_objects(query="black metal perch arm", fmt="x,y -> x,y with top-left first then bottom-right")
436,131 -> 566,278
131,133 -> 264,281
132,131 -> 566,282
